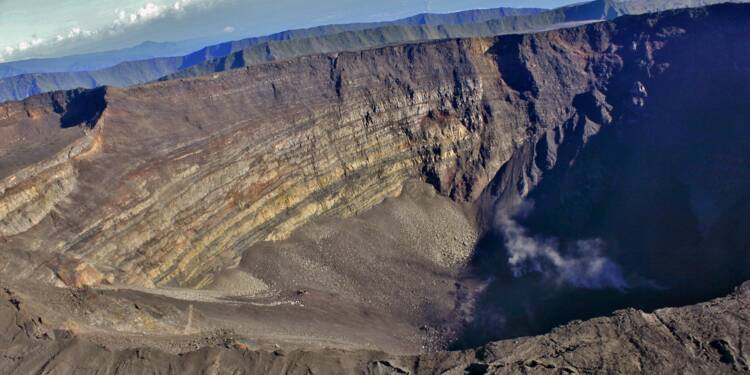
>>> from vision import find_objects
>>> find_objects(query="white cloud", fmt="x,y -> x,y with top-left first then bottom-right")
137,3 -> 163,20
173,0 -> 196,11
113,3 -> 167,27
0,0 -> 223,63
3,36 -> 46,58
68,27 -> 82,38
223,25 -> 235,33
111,1 -> 208,28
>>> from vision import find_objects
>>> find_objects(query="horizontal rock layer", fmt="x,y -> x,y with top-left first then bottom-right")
0,4 -> 750,374
1,38 -> 513,287
2,4 -> 750,290
1,0 -> 740,103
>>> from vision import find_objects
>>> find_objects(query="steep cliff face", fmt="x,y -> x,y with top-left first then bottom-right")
156,0 -> 746,81
0,4 -> 554,103
458,3 -> 750,346
1,3 -> 750,374
0,26 -> 597,288
2,0 -> 743,103
2,37 -> 500,288
2,4 -> 749,292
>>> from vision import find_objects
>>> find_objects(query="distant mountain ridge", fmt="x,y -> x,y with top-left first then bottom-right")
0,6 -> 546,103
1,4 -> 750,373
0,7 -> 544,81
174,6 -> 545,73
0,39 -> 211,79
0,0 -> 744,103
164,2 -> 621,81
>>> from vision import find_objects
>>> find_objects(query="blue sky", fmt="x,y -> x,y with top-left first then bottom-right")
0,0 -> 579,62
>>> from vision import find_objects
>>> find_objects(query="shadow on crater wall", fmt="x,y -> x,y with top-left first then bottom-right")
452,31 -> 750,348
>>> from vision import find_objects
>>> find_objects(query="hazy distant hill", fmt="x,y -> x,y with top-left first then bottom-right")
0,40 -> 210,79
0,7 -> 548,103
174,7 -> 545,71
172,0 -> 749,81
2,5 -> 750,373
164,6 -> 606,81
0,0 -> 743,103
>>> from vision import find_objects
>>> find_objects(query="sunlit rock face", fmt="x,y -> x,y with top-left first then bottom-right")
1,4 -> 749,295
1,3 -> 750,374
1,38 -> 519,288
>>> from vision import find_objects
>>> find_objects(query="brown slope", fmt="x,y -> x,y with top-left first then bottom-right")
0,2 -> 748,291
1,3 -> 750,374
5,2 -> 748,291
2,280 -> 749,374
1,35 -> 522,288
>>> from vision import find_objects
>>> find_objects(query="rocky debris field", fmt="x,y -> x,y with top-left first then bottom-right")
1,3 -> 750,374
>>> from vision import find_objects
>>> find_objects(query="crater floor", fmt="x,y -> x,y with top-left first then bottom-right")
2,3 -> 750,374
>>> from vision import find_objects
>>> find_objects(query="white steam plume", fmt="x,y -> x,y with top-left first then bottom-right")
498,201 -> 628,290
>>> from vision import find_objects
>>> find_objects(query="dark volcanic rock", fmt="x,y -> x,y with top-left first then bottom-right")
1,0 -> 742,103
2,281 -> 750,373
0,3 -> 750,374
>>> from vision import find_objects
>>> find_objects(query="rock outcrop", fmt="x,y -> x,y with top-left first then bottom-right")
2,279 -> 749,374
2,0 -> 744,103
2,3 -> 749,290
0,5 -> 551,103
1,3 -> 750,374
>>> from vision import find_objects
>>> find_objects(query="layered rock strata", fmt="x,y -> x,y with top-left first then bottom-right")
1,4 -> 749,293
